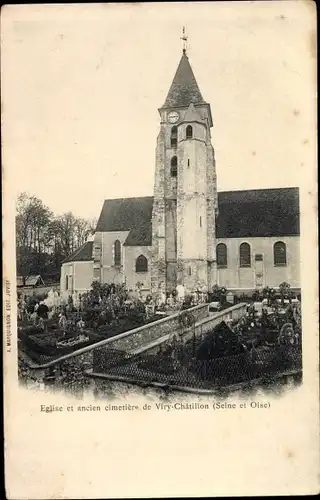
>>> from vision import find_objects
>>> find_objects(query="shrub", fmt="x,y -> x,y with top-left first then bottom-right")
279,282 -> 292,302
181,295 -> 193,310
34,292 -> 48,302
210,285 -> 228,304
252,289 -> 262,301
238,293 -> 249,302
262,286 -> 276,305
19,325 -> 43,336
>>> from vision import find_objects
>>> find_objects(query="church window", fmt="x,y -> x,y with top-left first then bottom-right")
170,156 -> 177,177
65,275 -> 69,291
239,242 -> 251,267
170,126 -> 177,147
186,125 -> 193,139
114,240 -> 121,266
188,266 -> 192,276
200,216 -> 202,227
274,241 -> 287,266
136,254 -> 148,273
187,158 -> 190,167
217,243 -> 227,268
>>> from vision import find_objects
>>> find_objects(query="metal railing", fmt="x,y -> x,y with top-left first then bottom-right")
18,301 -> 216,368
91,345 -> 302,390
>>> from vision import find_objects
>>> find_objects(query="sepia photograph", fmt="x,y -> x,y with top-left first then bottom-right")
12,10 -> 303,400
2,2 -> 318,498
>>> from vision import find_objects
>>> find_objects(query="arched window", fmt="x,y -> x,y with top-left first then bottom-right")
136,255 -> 148,273
65,275 -> 69,291
216,243 -> 227,268
186,125 -> 193,139
114,240 -> 121,266
239,242 -> 251,267
188,266 -> 192,276
170,126 -> 177,147
274,241 -> 287,266
170,156 -> 177,177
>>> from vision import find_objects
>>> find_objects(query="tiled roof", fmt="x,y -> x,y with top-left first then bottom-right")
95,196 -> 154,233
62,241 -> 93,263
124,222 -> 152,246
215,187 -> 300,238
17,275 -> 45,287
95,188 -> 300,246
161,53 -> 206,109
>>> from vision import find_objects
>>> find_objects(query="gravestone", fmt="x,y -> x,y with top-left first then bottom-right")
209,301 -> 220,312
253,302 -> 263,316
226,292 -> 234,305
176,284 -> 185,302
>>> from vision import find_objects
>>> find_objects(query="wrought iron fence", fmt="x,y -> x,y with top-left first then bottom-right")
92,345 -> 302,390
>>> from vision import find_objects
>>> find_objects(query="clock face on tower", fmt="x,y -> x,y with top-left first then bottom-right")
167,111 -> 179,123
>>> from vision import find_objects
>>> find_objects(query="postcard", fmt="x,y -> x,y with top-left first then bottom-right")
2,1 -> 319,498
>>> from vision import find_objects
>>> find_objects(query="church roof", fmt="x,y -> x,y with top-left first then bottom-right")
123,222 -> 152,246
161,52 -> 207,109
62,241 -> 93,264
95,196 -> 153,236
95,188 -> 300,246
215,187 -> 300,238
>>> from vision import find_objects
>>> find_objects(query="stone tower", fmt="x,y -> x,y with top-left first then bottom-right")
151,49 -> 218,295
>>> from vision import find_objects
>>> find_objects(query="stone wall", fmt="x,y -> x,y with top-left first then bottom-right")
216,236 -> 300,289
151,126 -> 167,293
151,104 -> 218,296
25,303 -> 210,371
21,303 -> 246,391
100,230 -> 130,284
206,141 -> 218,291
123,245 -> 152,292
136,303 -> 247,354
112,302 -> 210,352
74,261 -> 94,293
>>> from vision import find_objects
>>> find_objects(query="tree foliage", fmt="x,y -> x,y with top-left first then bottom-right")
16,192 -> 97,283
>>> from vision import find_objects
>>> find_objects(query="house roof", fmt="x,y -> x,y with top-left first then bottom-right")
96,187 -> 300,246
17,275 -> 45,287
62,241 -> 94,264
160,52 -> 207,109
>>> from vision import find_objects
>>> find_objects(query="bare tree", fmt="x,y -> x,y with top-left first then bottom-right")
16,193 -> 53,284
16,193 -> 96,283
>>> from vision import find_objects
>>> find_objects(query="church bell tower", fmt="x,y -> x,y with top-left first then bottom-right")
151,34 -> 218,295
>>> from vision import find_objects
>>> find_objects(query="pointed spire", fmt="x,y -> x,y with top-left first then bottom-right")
161,52 -> 206,109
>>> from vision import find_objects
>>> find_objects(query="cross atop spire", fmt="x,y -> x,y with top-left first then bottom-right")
160,50 -> 206,109
180,26 -> 188,54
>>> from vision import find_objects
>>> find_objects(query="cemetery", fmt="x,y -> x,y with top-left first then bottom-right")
18,281 -> 165,364
17,280 -> 302,395
91,299 -> 302,392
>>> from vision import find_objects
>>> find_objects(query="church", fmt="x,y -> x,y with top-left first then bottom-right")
60,47 -> 300,299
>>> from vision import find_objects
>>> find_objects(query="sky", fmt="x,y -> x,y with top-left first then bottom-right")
2,1 -> 316,219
